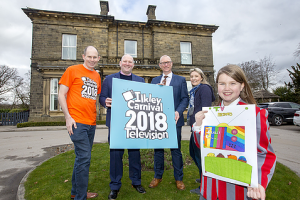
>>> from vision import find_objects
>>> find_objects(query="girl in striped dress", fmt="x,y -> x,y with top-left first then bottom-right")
192,65 -> 276,200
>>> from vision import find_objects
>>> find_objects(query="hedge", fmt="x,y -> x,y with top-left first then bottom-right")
17,120 -> 106,128
0,109 -> 10,113
9,108 -> 29,113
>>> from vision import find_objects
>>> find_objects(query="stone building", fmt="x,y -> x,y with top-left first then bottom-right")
22,1 -> 218,122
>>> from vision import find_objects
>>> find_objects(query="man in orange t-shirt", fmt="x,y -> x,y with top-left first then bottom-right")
58,46 -> 101,200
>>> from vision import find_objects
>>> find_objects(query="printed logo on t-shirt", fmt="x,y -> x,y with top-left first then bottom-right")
81,77 -> 98,100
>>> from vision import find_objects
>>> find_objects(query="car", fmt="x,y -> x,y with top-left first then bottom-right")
294,111 -> 300,126
258,102 -> 300,126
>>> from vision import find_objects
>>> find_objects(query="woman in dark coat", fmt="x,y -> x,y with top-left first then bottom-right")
187,68 -> 215,195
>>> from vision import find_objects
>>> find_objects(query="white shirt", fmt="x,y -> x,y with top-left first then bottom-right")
160,72 -> 173,86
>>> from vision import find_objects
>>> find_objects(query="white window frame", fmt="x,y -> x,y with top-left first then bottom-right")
50,78 -> 59,111
124,40 -> 137,58
180,42 -> 192,65
62,34 -> 77,60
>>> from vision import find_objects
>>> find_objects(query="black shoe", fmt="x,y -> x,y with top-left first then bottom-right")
132,185 -> 146,194
108,190 -> 119,200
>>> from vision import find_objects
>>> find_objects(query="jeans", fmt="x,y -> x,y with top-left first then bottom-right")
154,126 -> 183,181
70,123 -> 96,200
189,132 -> 202,182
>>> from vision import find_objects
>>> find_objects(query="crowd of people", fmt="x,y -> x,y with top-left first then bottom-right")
58,46 -> 276,200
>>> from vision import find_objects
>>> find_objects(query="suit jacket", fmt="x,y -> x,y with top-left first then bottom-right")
151,74 -> 189,127
99,72 -> 145,127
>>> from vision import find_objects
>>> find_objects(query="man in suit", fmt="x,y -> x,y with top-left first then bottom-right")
149,55 -> 189,190
99,54 -> 146,200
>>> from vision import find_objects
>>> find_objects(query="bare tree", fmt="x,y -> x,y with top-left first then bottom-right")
12,70 -> 30,109
294,42 -> 300,58
239,56 -> 276,91
258,56 -> 276,90
239,60 -> 261,91
0,65 -> 23,103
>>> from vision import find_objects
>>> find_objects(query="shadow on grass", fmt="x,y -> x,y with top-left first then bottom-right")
24,141 -> 300,200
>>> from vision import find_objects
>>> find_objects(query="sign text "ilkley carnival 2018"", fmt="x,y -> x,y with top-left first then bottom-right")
122,90 -> 169,140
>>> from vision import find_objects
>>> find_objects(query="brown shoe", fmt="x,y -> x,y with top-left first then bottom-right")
176,180 -> 186,190
148,178 -> 162,188
71,192 -> 98,199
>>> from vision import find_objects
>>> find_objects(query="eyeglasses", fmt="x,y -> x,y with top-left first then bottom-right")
160,61 -> 172,65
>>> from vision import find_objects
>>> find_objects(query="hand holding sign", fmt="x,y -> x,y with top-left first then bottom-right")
195,110 -> 208,126
105,98 -> 112,107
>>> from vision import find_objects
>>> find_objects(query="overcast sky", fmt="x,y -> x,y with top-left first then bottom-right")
1,0 -> 299,89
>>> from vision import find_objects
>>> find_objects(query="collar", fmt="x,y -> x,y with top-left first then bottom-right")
120,71 -> 132,76
221,97 -> 241,107
162,72 -> 173,78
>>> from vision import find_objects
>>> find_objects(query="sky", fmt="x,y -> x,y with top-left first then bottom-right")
1,0 -> 300,89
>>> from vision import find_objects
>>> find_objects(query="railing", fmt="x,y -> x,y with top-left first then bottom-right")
0,111 -> 30,126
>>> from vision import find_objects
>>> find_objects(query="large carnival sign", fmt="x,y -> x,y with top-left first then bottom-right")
110,78 -> 178,149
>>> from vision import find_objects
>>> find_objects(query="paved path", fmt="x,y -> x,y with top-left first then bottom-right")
0,125 -> 299,200
268,126 -> 300,177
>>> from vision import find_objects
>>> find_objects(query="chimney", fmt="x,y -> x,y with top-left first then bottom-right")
100,1 -> 109,15
146,5 -> 156,20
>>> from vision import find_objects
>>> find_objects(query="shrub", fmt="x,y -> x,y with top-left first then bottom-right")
17,120 -> 106,128
9,108 -> 29,113
0,109 -> 10,113
96,120 -> 106,125
17,121 -> 66,128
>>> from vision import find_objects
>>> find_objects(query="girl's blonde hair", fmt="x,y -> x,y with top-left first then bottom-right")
189,68 -> 210,85
216,64 -> 256,105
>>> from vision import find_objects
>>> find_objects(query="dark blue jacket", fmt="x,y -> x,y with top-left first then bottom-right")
189,84 -> 215,127
99,72 -> 145,127
151,74 -> 189,127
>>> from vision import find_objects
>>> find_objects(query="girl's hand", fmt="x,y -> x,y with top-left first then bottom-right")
247,184 -> 265,200
195,110 -> 208,126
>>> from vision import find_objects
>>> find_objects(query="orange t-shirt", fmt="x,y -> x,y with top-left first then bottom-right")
59,64 -> 101,125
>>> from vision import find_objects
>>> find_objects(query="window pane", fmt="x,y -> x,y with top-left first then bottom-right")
124,40 -> 137,57
51,79 -> 58,93
180,42 -> 192,64
290,103 -> 300,109
50,94 -> 58,111
50,78 -> 58,111
62,47 -> 76,60
69,36 -> 76,46
126,43 -> 135,54
62,34 -> 77,60
180,42 -> 191,53
181,53 -> 192,64
63,34 -> 76,47
62,47 -> 68,59
281,103 -> 291,108
69,47 -> 76,60
62,35 -> 69,46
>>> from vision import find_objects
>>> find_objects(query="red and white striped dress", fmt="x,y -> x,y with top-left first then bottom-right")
193,100 -> 277,200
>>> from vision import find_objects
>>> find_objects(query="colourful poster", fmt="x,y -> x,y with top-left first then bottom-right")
201,105 -> 258,187
110,78 -> 178,149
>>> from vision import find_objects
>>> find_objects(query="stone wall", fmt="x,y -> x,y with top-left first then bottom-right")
23,7 -> 218,122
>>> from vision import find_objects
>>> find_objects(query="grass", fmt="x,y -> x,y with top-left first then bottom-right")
24,141 -> 300,200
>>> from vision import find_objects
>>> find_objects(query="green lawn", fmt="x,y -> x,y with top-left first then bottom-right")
24,141 -> 300,200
